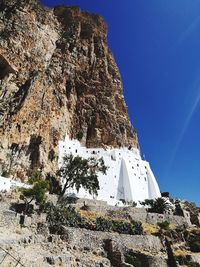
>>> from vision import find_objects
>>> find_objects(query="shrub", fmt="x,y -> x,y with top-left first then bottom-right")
158,221 -> 170,230
1,169 -> 10,178
112,220 -> 143,235
190,240 -> 200,253
95,217 -> 143,235
46,204 -> 84,233
95,217 -> 113,232
28,170 -> 42,184
76,131 -> 84,141
57,196 -> 79,206
140,198 -> 171,214
188,263 -> 200,267
46,204 -> 143,235
125,255 -> 142,267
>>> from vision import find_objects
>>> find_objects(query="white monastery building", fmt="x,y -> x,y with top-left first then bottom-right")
59,135 -> 161,206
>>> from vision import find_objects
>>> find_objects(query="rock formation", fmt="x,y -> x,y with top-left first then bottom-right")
0,0 -> 138,179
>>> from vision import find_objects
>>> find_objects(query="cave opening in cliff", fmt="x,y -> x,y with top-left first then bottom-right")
0,55 -> 15,80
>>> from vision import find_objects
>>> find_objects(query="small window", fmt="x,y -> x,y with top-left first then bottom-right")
75,149 -> 77,153
137,164 -> 139,167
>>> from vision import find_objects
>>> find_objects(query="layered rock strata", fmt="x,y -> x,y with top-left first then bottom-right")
0,0 -> 138,178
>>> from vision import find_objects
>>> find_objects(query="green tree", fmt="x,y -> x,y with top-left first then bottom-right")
58,154 -> 108,196
20,171 -> 49,205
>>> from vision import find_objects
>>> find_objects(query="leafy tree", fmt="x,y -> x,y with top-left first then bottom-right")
58,154 -> 108,196
140,197 -> 171,214
20,171 -> 49,205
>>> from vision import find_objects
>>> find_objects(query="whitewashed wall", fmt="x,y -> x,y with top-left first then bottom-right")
0,176 -> 11,192
59,135 -> 161,206
0,176 -> 31,192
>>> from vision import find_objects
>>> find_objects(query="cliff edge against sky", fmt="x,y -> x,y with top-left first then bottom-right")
0,0 -> 138,178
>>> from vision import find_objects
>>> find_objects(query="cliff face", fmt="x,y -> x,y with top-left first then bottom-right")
0,0 -> 138,178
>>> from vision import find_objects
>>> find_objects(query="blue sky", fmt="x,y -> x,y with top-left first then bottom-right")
41,0 -> 200,205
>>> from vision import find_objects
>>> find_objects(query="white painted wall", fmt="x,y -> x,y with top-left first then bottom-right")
59,135 -> 161,206
0,176 -> 11,192
0,175 -> 31,192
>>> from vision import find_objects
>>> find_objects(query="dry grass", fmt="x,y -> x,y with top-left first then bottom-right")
189,227 -> 200,235
80,210 -> 132,225
169,223 -> 176,230
142,223 -> 159,235
80,210 -> 101,221
174,249 -> 188,257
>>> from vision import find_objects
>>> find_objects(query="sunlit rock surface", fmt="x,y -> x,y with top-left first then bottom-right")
0,0 -> 138,179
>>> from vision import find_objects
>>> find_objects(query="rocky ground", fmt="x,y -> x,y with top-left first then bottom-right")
0,193 -> 200,267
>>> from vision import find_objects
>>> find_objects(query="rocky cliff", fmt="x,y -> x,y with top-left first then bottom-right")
0,0 -> 138,179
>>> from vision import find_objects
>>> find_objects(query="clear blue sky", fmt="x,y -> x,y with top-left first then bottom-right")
41,0 -> 200,206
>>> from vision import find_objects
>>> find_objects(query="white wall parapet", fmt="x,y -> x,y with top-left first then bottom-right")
0,175 -> 31,192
